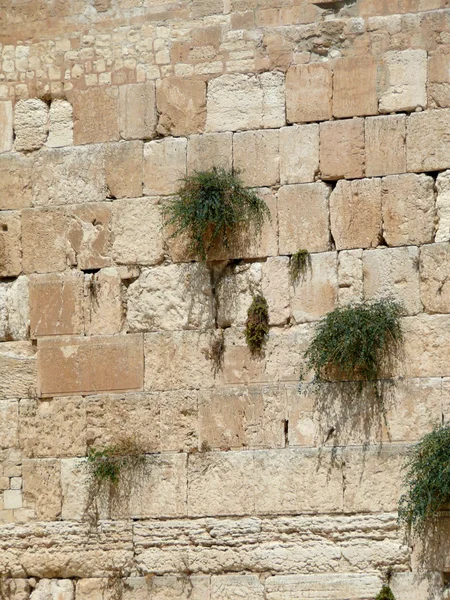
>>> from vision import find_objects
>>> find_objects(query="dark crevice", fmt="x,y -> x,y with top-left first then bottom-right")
423,171 -> 441,181
81,267 -> 101,274
329,230 -> 336,251
283,419 -> 289,447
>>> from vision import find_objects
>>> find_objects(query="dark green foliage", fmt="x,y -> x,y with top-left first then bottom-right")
245,294 -> 269,355
163,167 -> 271,260
290,249 -> 311,284
375,585 -> 396,600
399,423 -> 450,536
303,299 -> 404,383
87,439 -> 146,485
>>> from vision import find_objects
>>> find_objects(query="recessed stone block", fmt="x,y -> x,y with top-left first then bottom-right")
47,100 -> 73,148
84,268 -> 123,336
286,63 -> 332,123
0,276 -> 29,342
67,203 -> 112,271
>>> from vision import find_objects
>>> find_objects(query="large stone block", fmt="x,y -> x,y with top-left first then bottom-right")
71,87 -> 120,145
429,49 -> 450,108
119,82 -> 157,141
84,268 -> 123,336
338,249 -> 363,306
159,390 -> 198,453
144,137 -> 187,196
0,153 -> 33,210
67,203 -> 113,271
206,72 -> 285,132
216,262 -> 262,328
401,314 -> 450,378
212,576 -> 263,600
286,63 -> 332,123
363,246 -> 420,315
22,208 -> 69,274
279,124 -> 319,185
157,77 -> 206,136
266,574 -> 382,600
333,56 -> 378,118
37,335 -> 144,397
14,99 -> 48,151
330,179 -> 382,250
436,170 -> 450,242
127,263 -> 213,332
187,132 -> 232,173
104,141 -> 143,200
22,459 -> 62,521
407,109 -> 450,172
420,242 -> 450,313
0,101 -> 12,153
379,49 -> 427,113
320,118 -> 365,180
0,211 -> 21,277
0,342 -> 37,400
365,115 -> 406,177
233,129 -> 279,187
0,276 -> 29,342
262,256 -> 290,326
47,100 -> 73,148
30,580 -> 73,600
278,182 -> 330,254
0,400 -> 19,451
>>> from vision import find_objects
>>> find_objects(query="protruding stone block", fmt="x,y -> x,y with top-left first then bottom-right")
157,77 -> 206,136
233,129 -> 279,187
379,49 -> 427,113
0,154 -> 33,210
279,124 -> 319,185
0,342 -> 37,400
333,56 -> 378,118
119,82 -> 157,141
286,63 -> 332,123
365,115 -> 406,177
0,101 -> 13,153
47,100 -> 73,148
144,137 -> 187,196
407,109 -> 450,172
320,118 -> 365,180
14,99 -> 48,151
0,211 -> 22,277
187,132 -> 232,172
71,87 -> 120,145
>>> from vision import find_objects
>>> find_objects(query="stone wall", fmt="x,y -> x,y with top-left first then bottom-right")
1,0 -> 450,598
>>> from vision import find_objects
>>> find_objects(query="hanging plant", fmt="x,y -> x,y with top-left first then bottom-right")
375,585 -> 396,600
290,249 -> 311,285
245,294 -> 269,356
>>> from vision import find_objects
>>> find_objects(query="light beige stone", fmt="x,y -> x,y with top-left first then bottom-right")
104,141 -> 143,199
14,99 -> 48,151
67,203 -> 112,271
60,458 -> 90,522
265,574 -> 382,600
381,173 -> 435,246
47,100 -> 73,147
279,124 -> 319,185
0,211 -> 21,277
84,268 -> 123,335
3,489 -> 22,510
436,170 -> 450,242
0,153 -> 33,210
233,129 -> 279,187
37,334 -> 144,397
206,72 -> 285,132
219,327 -> 265,387
0,101 -> 13,153
144,137 -> 187,196
216,262 -> 262,328
420,242 -> 450,313
187,132 -> 232,172
390,572 -> 440,600
71,87 -> 120,144
21,208 -> 69,274
19,396 -> 86,458
111,197 -> 164,265
278,182 -> 330,254
159,390 -> 198,453
157,77 -> 206,136
330,179 -> 382,250
30,580 -> 73,600
407,109 -> 450,172
320,118 -> 365,180
0,342 -> 37,400
365,115 -> 406,177
429,49 -> 450,108
338,249 -> 363,305
0,276 -> 29,341
22,459 -> 62,520
286,63 -> 332,123
0,400 -> 18,451
211,576 -> 263,600
363,246 -> 420,315
333,56 -> 378,118
119,82 -> 157,141
401,314 -> 450,378
290,251 -> 337,323
379,49 -> 427,113
262,256 -> 290,326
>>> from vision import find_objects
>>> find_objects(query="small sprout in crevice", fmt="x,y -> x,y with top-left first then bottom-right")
375,585 -> 396,600
203,329 -> 225,376
245,294 -> 269,356
290,249 -> 311,285
200,440 -> 212,453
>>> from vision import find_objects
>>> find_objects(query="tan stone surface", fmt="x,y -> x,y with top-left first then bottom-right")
429,49 -> 450,108
216,262 -> 262,328
187,132 -> 232,172
84,268 -> 123,335
0,277 -> 29,342
330,179 -> 382,250
211,576 -> 263,600
379,49 -> 427,113
22,208 -> 69,274
144,137 -> 187,196
29,272 -> 84,337
47,100 -> 73,148
19,397 -> 86,458
14,99 -> 48,151
0,100 -> 13,153
160,390 -> 198,452
286,63 -> 332,123
219,327 -> 265,387
407,109 -> 450,172
365,115 -> 406,177
436,170 -> 450,242
68,203 -> 112,270
333,56 -> 378,118
72,87 -> 120,145
0,211 -> 21,277
22,459 -> 62,520
279,124 -> 319,185
265,574 -> 381,600
0,342 -> 37,399
420,242 -> 450,313
37,335 -> 144,397
278,182 -> 330,254
104,141 -> 143,199
0,153 -> 33,210
119,82 -> 157,141
401,314 -> 450,378
112,197 -> 163,266
30,580 -> 73,600
381,173 -> 435,247
262,256 -> 290,326
338,249 -> 363,305
0,400 -> 19,451
233,129 -> 279,187
320,118 -> 365,180
157,77 -> 206,136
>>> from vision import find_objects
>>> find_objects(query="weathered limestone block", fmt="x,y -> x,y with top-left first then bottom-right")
420,242 -> 450,313
330,179 -> 382,250
144,137 -> 187,196
104,141 -> 143,199
76,577 -> 208,600
127,264 -> 213,332
363,246 -> 420,315
212,576 -> 263,600
47,100 -> 73,148
5,579 -> 29,600
29,272 -> 84,337
290,251 -> 338,323
30,580 -> 73,600
0,153 -> 33,210
265,574 -> 382,600
338,249 -> 363,305
188,451 -> 255,516
119,82 -> 157,141
187,132 -> 233,172
233,129 -> 279,187
216,262 -> 262,328
0,276 -> 29,341
0,211 -> 21,277
157,77 -> 206,136
320,118 -> 365,180
278,182 -> 330,254
68,203 -> 112,270
144,331 -> 215,391
365,115 -> 406,177
262,256 -> 290,326
218,328 -> 265,387
286,63 -> 332,123
112,197 -> 163,266
84,268 -> 123,335
407,109 -> 450,172
22,208 -> 69,273
436,170 -> 450,242
429,49 -> 450,108
0,100 -> 13,153
22,459 -> 62,520
390,572 -> 441,600
206,72 -> 285,132
37,334 -> 144,397
60,459 -> 89,522
379,49 -> 427,113
19,396 -> 86,458
71,87 -> 120,145
14,99 -> 48,151
159,390 -> 198,453
333,56 -> 378,118
0,400 -> 18,452
279,124 -> 319,185
401,314 -> 450,378
0,342 -> 36,399
265,325 -> 315,385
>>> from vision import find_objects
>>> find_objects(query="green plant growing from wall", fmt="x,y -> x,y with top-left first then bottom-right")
290,249 -> 311,285
163,167 -> 271,260
375,585 -> 396,600
204,328 -> 225,376
399,423 -> 450,536
245,294 -> 269,356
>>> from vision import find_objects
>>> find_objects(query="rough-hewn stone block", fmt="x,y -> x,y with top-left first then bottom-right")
407,109 -> 450,172
159,390 -> 198,453
420,243 -> 450,313
338,249 -> 363,306
119,82 -> 157,141
0,153 -> 33,210
22,208 -> 68,274
320,118 -> 365,180
104,141 -> 143,200
84,268 -> 123,336
22,458 -> 62,520
0,342 -> 36,400
279,124 -> 319,185
0,400 -> 19,451
333,56 -> 378,118
436,170 -> 450,242
233,129 -> 279,187
212,576 -> 263,600
216,262 -> 262,328
365,115 -> 406,177
47,100 -> 73,148
429,49 -> 450,108
0,276 -> 29,342
157,77 -> 206,136
0,211 -> 21,277
286,64 -> 332,123
262,256 -> 290,326
265,574 -> 381,600
14,99 -> 48,151
30,580 -> 73,600
0,101 -> 13,153
67,204 -> 112,271
187,132 -> 232,172
144,137 -> 187,196
401,314 -> 450,378
71,87 -> 120,145
379,49 -> 427,113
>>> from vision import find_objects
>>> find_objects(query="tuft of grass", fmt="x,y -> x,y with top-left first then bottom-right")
290,249 -> 311,284
245,294 -> 269,356
303,299 -> 404,384
87,438 -> 146,486
399,423 -> 450,536
163,167 -> 271,260
376,585 -> 396,600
